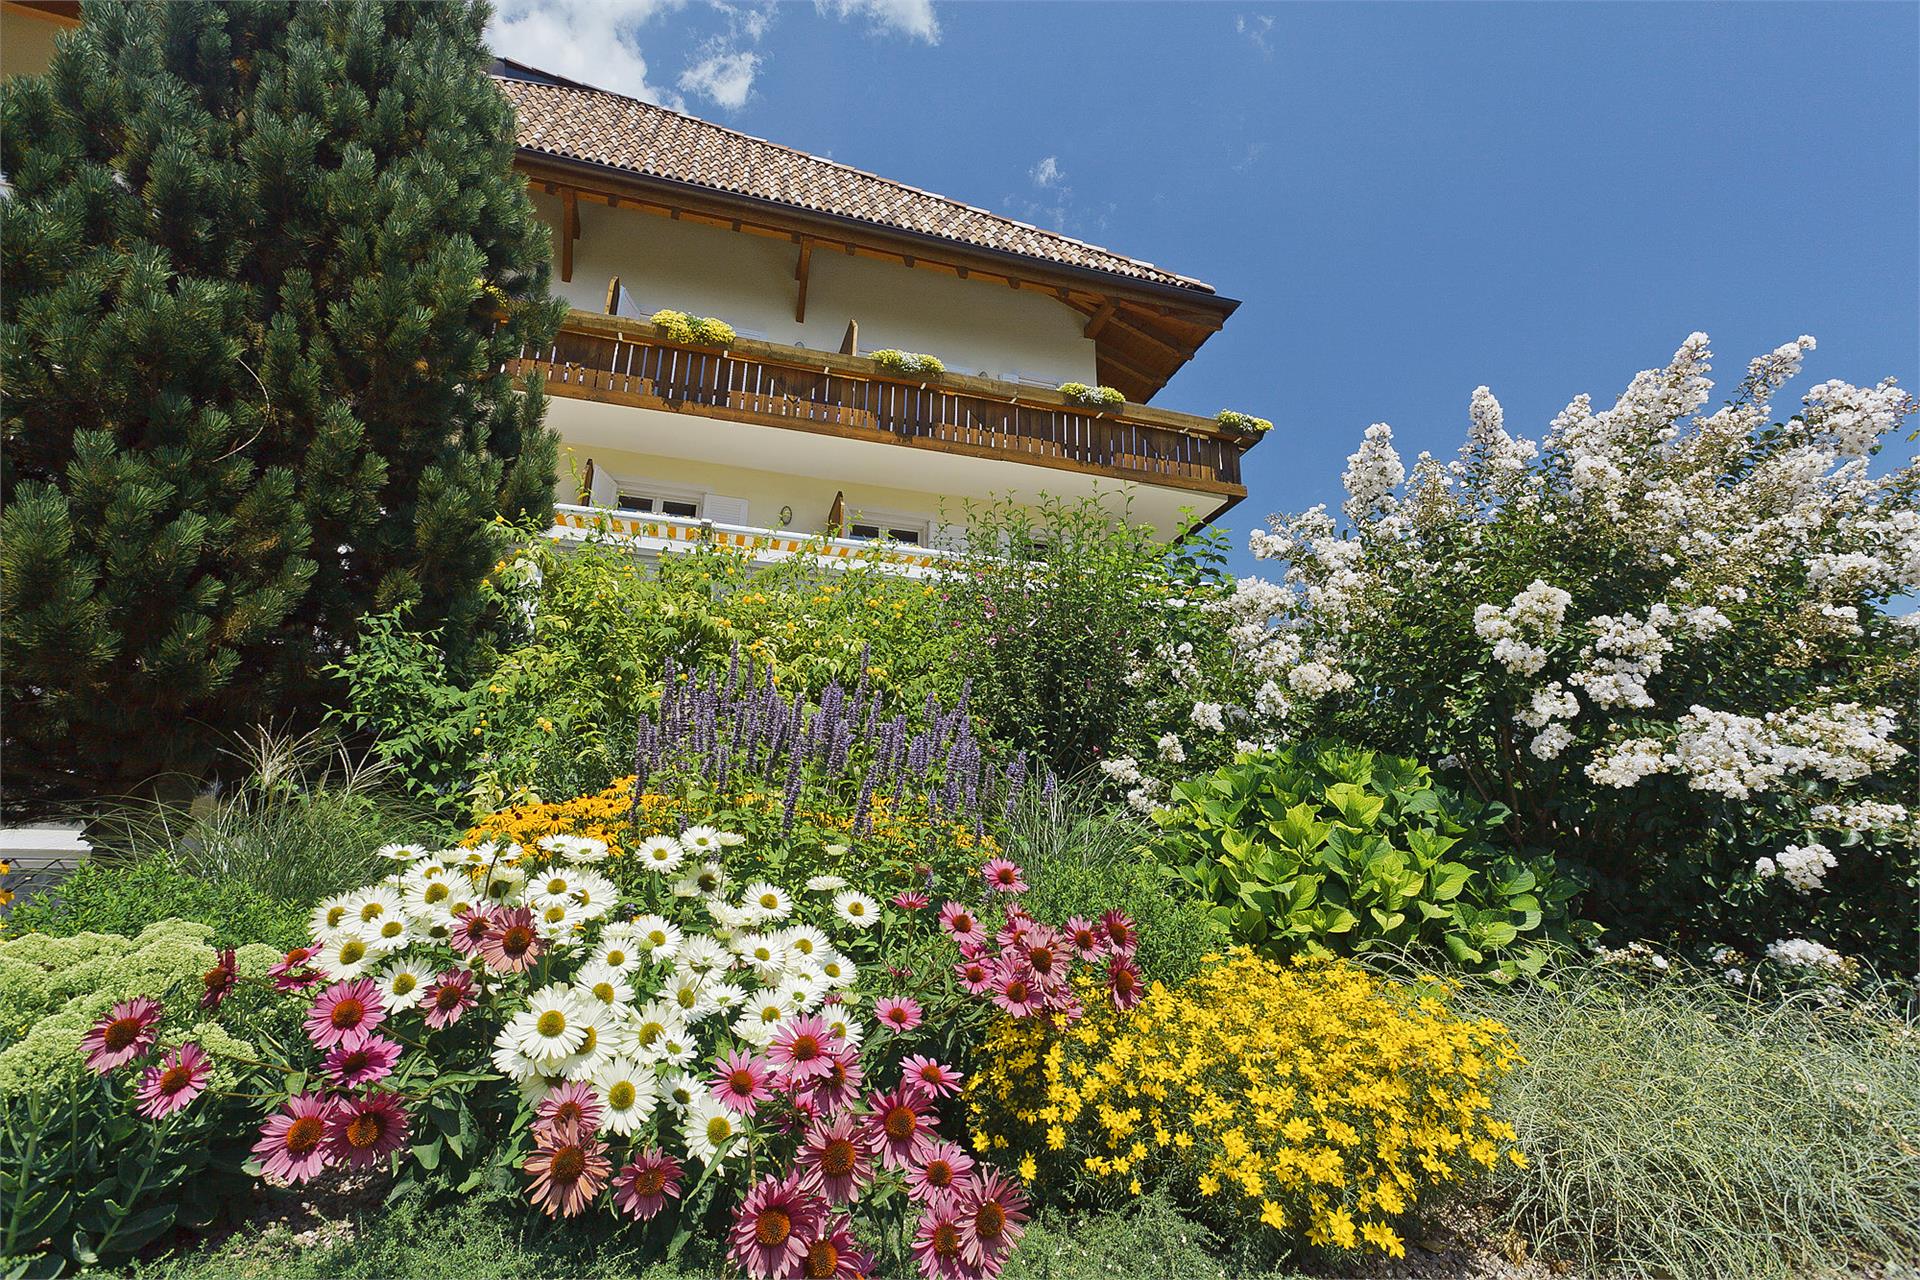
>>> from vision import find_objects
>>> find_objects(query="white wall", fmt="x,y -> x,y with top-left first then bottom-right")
530,190 -> 1099,386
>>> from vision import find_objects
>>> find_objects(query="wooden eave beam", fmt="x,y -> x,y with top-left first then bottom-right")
793,240 -> 813,323
1083,299 -> 1118,339
559,187 -> 578,282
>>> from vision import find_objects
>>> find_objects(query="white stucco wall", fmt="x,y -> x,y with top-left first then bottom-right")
529,190 -> 1099,386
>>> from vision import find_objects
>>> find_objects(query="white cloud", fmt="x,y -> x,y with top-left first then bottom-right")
679,49 -> 761,109
489,0 -> 683,103
813,0 -> 940,43
1235,13 -> 1274,58
1030,155 -> 1064,188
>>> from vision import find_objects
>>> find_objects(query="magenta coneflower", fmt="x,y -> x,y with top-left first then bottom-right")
449,906 -> 495,957
960,1170 -> 1030,1267
480,907 -> 543,973
270,945 -> 324,993
874,996 -> 923,1033
911,1193 -> 978,1280
1098,909 -> 1138,957
953,957 -> 994,995
535,1080 -> 605,1139
80,997 -> 162,1074
1015,929 -> 1070,988
770,1014 -> 838,1083
729,1172 -> 826,1279
199,948 -> 238,1011
901,1055 -> 963,1100
795,1111 -> 873,1204
322,1034 -> 403,1088
525,1128 -> 611,1218
906,1139 -> 976,1203
994,906 -> 1036,950
135,1043 -> 211,1119
710,1049 -> 776,1115
1107,955 -> 1144,1011
798,1213 -> 873,1280
806,1046 -> 865,1114
981,858 -> 1027,895
253,1093 -> 335,1185
305,978 -> 388,1051
990,971 -> 1043,1019
937,902 -> 982,945
863,1084 -> 939,1170
325,1090 -> 410,1168
892,890 -> 931,911
613,1147 -> 684,1220
421,969 -> 476,1029
1063,916 -> 1105,959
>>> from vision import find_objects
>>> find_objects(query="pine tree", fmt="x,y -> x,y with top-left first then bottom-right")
2,0 -> 562,805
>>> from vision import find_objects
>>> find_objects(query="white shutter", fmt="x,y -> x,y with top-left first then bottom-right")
588,463 -> 619,509
931,522 -> 967,553
705,495 -> 750,527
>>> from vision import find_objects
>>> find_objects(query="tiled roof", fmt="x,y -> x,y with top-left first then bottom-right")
493,66 -> 1217,295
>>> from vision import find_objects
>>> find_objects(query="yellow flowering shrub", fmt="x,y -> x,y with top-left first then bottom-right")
967,949 -> 1524,1259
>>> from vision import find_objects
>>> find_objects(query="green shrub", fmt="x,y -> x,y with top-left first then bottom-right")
4,854 -> 308,950
1056,382 -> 1124,408
869,348 -> 945,376
1149,742 -> 1583,976
1455,961 -> 1920,1279
1214,409 -> 1272,434
1006,783 -> 1222,987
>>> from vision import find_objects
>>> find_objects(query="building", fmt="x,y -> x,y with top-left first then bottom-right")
2,5 -> 1266,566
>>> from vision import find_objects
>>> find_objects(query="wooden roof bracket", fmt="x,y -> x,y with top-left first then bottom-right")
559,187 -> 579,282
794,240 -> 813,324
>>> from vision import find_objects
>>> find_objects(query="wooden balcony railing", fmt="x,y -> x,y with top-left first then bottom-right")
507,312 -> 1250,493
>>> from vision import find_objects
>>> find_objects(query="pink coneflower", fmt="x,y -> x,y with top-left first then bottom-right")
1107,955 -> 1144,1011
199,948 -> 238,1011
806,1046 -> 865,1114
906,1140 -> 976,1203
253,1093 -> 335,1185
990,971 -> 1043,1019
911,1193 -> 977,1280
771,1015 -> 838,1083
937,902 -> 982,946
953,957 -> 994,995
1015,929 -> 1070,988
305,978 -> 388,1051
960,1170 -> 1030,1267
863,1084 -> 939,1170
981,858 -> 1027,894
729,1172 -> 827,1279
1063,916 -> 1105,959
1098,909 -> 1138,958
524,1128 -> 611,1218
270,944 -> 324,993
892,890 -> 931,911
421,969 -> 476,1029
994,906 -> 1036,950
480,906 -> 543,973
613,1148 -> 683,1220
874,996 -> 923,1033
322,1034 -> 403,1088
449,906 -> 495,957
325,1091 -> 410,1168
711,1049 -> 777,1115
799,1213 -> 873,1280
795,1111 -> 874,1204
901,1055 -> 963,1100
957,934 -> 989,961
80,997 -> 162,1074
536,1081 -> 605,1139
135,1043 -> 210,1119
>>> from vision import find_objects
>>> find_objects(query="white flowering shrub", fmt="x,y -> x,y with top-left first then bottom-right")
1206,334 -> 1917,973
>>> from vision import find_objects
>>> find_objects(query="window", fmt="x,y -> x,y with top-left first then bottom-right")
617,491 -> 700,519
848,522 -> 921,545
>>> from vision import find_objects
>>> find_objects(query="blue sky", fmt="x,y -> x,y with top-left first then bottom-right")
490,1 -> 1920,577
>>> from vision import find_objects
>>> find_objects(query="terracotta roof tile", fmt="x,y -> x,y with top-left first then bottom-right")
494,69 -> 1216,295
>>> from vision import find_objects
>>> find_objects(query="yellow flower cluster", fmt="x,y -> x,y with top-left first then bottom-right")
966,949 -> 1524,1259
462,778 -> 668,858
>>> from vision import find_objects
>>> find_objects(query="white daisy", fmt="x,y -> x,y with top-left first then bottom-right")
347,886 -> 404,928
779,925 -> 830,962
822,1008 -> 866,1049
311,893 -> 356,939
662,972 -> 713,1020
636,835 -> 686,874
659,1068 -> 702,1116
815,949 -> 857,989
593,936 -> 643,973
733,932 -> 787,980
674,934 -> 732,975
491,1039 -> 545,1082
592,1058 -> 658,1135
655,1027 -> 697,1068
362,913 -> 412,954
403,877 -> 459,917
629,1000 -> 687,1060
705,980 -> 750,1015
805,874 -> 848,893
376,842 -> 431,862
538,833 -> 610,864
528,868 -> 576,905
678,826 -> 725,858
568,870 -> 620,917
681,1094 -> 741,1164
315,929 -> 376,980
477,862 -> 527,904
777,971 -> 826,1014
740,881 -> 793,922
629,915 -> 683,959
574,961 -> 635,1009
533,899 -> 587,941
558,1005 -> 615,1080
832,890 -> 881,929
506,987 -> 590,1061
374,959 -> 432,1010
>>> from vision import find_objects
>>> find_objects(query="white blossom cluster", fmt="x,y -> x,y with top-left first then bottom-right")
1473,580 -> 1573,676
1764,937 -> 1845,970
1753,841 -> 1836,893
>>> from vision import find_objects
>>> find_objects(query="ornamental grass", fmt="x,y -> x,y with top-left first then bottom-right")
967,949 -> 1522,1261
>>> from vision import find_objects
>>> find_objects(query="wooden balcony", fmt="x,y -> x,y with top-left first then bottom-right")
507,311 -> 1254,497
